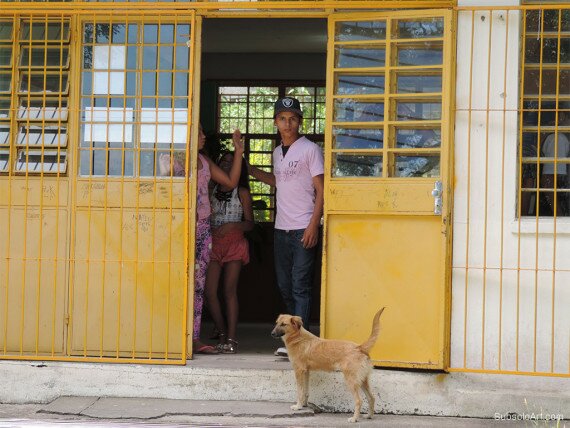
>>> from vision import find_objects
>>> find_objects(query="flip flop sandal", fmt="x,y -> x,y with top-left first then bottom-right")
195,344 -> 220,354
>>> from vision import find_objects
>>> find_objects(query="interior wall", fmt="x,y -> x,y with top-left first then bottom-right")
202,53 -> 327,81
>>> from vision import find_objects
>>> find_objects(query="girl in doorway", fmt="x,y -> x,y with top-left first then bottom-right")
205,151 -> 254,354
159,125 -> 244,354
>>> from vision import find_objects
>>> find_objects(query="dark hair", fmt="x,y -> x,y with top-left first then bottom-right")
217,151 -> 250,191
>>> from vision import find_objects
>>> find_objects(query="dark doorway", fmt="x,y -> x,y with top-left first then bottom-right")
199,18 -> 327,330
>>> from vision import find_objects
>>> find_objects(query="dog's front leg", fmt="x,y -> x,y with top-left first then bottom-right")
291,367 -> 309,410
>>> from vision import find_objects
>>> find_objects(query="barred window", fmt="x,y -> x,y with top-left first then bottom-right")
520,8 -> 570,217
0,18 -> 69,175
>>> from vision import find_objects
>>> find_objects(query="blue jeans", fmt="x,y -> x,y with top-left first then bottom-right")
274,228 -> 316,328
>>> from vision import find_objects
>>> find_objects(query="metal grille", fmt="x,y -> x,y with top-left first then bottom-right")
450,5 -> 570,378
0,12 -> 195,364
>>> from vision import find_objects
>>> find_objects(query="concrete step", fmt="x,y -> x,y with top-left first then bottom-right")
1,355 -> 568,419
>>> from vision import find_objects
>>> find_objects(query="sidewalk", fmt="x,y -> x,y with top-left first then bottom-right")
0,397 -> 521,427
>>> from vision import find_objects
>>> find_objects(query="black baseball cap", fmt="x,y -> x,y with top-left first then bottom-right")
274,97 -> 303,118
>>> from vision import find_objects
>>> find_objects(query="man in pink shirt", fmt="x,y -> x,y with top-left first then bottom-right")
248,97 -> 324,357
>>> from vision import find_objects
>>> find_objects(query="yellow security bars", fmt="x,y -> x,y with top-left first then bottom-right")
0,0 -> 456,5
69,14 -> 194,362
0,15 -> 70,359
451,6 -> 570,378
0,11 -> 195,364
519,8 -> 570,219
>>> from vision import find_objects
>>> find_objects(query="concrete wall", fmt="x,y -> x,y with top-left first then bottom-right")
451,5 -> 570,374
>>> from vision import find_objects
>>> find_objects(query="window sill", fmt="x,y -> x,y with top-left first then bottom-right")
511,218 -> 570,235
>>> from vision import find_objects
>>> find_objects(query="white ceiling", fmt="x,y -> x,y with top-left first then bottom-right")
202,19 -> 328,53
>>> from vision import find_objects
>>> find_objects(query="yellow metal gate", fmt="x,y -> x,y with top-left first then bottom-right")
322,9 -> 454,369
0,11 -> 197,363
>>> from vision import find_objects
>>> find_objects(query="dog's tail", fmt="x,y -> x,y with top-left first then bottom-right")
358,307 -> 386,355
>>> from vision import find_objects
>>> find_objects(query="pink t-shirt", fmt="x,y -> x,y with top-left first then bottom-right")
273,136 -> 324,230
197,153 -> 211,221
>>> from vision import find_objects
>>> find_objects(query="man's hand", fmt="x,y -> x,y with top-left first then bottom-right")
301,223 -> 319,249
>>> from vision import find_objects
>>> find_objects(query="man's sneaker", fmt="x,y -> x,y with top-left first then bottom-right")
274,346 -> 288,357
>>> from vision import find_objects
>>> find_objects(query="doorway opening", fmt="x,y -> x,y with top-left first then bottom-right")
199,18 -> 327,353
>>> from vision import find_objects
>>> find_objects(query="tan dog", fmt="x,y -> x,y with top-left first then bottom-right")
271,307 -> 385,423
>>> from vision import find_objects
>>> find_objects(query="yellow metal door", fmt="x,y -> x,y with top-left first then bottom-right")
323,10 -> 454,369
69,14 -> 196,362
0,16 -> 70,358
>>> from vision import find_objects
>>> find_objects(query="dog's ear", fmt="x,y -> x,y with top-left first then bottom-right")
291,316 -> 303,330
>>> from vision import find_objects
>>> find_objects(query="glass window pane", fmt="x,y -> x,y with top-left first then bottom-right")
0,47 -> 12,67
524,69 -> 570,97
142,73 -> 156,96
397,74 -> 442,94
0,73 -> 10,92
336,75 -> 385,95
175,46 -> 189,70
250,152 -> 272,166
397,44 -> 443,66
333,127 -> 383,149
126,46 -> 137,69
20,74 -> 68,94
0,22 -> 13,41
0,98 -> 10,119
111,24 -> 126,44
20,48 -> 69,68
335,21 -> 386,42
396,128 -> 441,148
143,46 -> 157,69
124,150 -> 134,177
159,25 -> 174,44
334,100 -> 384,122
174,72 -> 188,96
250,139 -> 273,152
17,126 -> 67,147
335,47 -> 385,68
159,46 -> 173,70
95,24 -> 110,44
333,154 -> 382,177
79,149 -> 92,175
140,150 -> 155,177
397,102 -> 442,121
0,123 -> 10,145
21,22 -> 69,42
127,24 -> 138,44
525,37 -> 569,64
250,180 -> 271,195
158,72 -> 172,96
175,25 -> 191,44
526,9 -> 570,33
394,155 -> 440,177
143,25 -> 158,44
395,18 -> 444,39
16,149 -> 66,174
92,148 -> 106,175
0,149 -> 9,172
253,209 -> 273,223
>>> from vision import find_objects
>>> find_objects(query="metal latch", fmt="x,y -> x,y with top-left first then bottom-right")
431,181 -> 443,215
